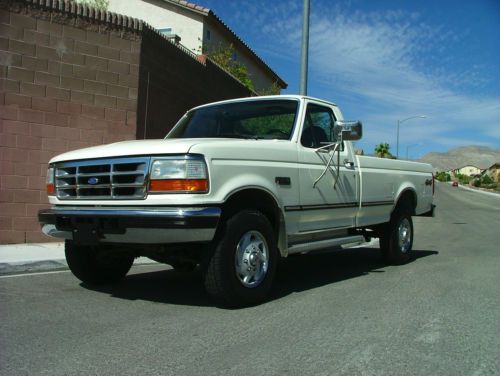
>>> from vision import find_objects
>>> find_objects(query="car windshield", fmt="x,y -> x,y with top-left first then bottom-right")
166,99 -> 299,140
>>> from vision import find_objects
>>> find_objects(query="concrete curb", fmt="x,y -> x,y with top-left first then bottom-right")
456,184 -> 500,198
444,181 -> 500,198
0,242 -> 155,276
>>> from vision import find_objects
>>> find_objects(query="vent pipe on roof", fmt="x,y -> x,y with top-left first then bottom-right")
300,0 -> 310,96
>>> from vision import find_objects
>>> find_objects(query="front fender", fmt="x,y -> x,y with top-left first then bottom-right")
214,173 -> 290,258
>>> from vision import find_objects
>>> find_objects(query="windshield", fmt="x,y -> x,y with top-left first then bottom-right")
166,99 -> 299,140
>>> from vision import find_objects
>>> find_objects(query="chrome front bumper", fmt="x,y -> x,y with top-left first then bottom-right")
38,207 -> 221,245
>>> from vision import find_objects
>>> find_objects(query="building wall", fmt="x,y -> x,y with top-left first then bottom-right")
136,25 -> 253,139
456,166 -> 482,176
0,6 -> 140,243
487,165 -> 500,182
109,0 -> 279,93
108,0 -> 204,53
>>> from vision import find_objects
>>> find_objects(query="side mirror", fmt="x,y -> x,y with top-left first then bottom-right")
334,120 -> 363,141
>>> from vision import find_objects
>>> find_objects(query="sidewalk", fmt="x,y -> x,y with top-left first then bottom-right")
0,242 -> 67,275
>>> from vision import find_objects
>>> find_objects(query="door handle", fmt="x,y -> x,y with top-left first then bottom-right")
344,159 -> 354,168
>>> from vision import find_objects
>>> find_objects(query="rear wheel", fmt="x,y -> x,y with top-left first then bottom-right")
204,210 -> 278,307
65,240 -> 134,285
380,202 -> 414,265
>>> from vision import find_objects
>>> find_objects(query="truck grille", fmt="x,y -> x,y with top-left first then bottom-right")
54,157 -> 150,200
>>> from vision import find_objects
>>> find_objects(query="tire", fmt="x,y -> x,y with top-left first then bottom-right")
379,202 -> 414,265
65,240 -> 134,285
204,210 -> 278,307
170,261 -> 197,273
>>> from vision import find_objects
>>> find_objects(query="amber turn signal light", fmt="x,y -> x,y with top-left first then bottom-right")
149,179 -> 208,193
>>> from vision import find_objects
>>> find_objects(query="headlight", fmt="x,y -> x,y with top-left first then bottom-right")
46,166 -> 55,195
149,157 -> 209,193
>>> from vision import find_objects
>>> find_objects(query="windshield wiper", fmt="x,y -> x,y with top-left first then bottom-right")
218,134 -> 263,140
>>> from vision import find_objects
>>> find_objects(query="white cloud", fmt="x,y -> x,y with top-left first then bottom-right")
310,10 -> 500,152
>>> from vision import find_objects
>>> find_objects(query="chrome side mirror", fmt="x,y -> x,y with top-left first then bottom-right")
334,120 -> 362,141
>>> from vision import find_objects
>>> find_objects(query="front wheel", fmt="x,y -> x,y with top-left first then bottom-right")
379,203 -> 414,265
204,210 -> 278,307
65,241 -> 134,285
170,261 -> 197,273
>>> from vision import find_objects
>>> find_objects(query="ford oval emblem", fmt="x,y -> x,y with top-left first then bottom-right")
88,177 -> 99,185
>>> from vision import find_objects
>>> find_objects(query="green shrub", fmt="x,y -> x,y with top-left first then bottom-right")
435,172 -> 451,182
205,43 -> 254,91
481,175 -> 493,185
473,179 -> 481,187
457,174 -> 470,184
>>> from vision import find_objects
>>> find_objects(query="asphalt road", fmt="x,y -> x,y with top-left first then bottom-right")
1,183 -> 499,376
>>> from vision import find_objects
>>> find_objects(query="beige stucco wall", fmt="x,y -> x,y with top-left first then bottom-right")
487,166 -> 500,182
456,166 -> 482,176
108,0 -> 278,92
108,0 -> 204,53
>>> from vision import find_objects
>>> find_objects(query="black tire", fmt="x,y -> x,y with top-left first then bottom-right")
204,210 -> 278,307
170,261 -> 197,273
379,202 -> 414,265
65,240 -> 134,285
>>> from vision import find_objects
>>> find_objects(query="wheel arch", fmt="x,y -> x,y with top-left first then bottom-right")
221,188 -> 287,257
393,187 -> 417,216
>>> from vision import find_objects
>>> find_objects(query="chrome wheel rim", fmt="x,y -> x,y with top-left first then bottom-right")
235,230 -> 269,288
398,218 -> 412,253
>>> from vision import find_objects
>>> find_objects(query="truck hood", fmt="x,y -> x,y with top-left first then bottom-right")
50,139 -> 209,163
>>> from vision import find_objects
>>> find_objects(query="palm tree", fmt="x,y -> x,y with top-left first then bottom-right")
374,143 -> 393,158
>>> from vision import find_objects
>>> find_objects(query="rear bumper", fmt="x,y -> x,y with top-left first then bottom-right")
38,206 -> 221,245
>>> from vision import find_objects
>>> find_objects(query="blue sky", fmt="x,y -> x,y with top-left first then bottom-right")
200,0 -> 500,158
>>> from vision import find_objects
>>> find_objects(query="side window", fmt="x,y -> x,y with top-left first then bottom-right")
300,104 -> 336,148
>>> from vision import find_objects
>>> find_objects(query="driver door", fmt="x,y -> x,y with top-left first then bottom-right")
297,102 -> 359,232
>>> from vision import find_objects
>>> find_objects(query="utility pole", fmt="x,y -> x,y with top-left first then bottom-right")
299,0 -> 310,96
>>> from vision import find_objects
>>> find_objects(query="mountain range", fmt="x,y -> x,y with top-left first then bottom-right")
418,146 -> 500,172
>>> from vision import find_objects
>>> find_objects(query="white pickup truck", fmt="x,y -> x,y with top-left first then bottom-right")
39,95 -> 435,306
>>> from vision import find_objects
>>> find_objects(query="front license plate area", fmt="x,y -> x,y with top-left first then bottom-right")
72,218 -> 101,245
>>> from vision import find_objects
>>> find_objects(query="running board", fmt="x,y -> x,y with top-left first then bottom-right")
287,235 -> 366,255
